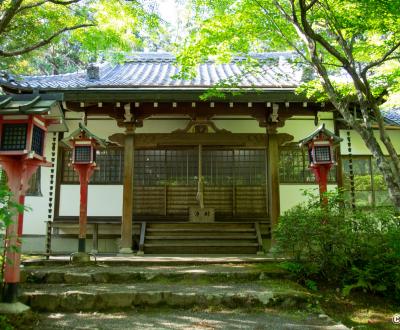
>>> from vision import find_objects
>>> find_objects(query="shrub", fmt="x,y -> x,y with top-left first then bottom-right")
275,190 -> 400,301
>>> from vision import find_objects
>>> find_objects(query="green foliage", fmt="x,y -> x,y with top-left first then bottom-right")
0,0 -> 165,74
275,190 -> 400,301
0,315 -> 13,330
178,1 -> 400,215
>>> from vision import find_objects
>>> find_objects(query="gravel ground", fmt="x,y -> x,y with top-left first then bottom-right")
35,309 -> 349,330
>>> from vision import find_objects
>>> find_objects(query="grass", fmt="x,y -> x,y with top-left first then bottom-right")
317,285 -> 399,330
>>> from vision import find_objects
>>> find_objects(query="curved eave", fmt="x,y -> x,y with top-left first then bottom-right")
1,84 -> 309,103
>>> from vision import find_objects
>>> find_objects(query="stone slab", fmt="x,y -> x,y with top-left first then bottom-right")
0,302 -> 30,314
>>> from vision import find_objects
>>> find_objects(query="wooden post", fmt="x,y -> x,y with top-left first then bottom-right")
267,127 -> 280,244
196,144 -> 204,209
72,163 -> 96,253
120,125 -> 135,254
310,164 -> 332,206
78,168 -> 89,252
0,158 -> 45,303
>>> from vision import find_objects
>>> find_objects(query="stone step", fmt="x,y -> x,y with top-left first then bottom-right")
21,264 -> 289,284
22,256 -> 279,267
20,281 -> 314,312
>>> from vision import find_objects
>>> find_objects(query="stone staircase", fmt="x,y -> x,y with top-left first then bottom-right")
140,222 -> 263,254
17,259 -> 348,329
19,259 -> 307,312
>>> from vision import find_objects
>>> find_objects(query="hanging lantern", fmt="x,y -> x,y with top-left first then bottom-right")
299,124 -> 342,168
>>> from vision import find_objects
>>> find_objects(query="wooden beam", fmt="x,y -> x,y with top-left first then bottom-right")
109,133 -> 268,148
63,101 -> 335,120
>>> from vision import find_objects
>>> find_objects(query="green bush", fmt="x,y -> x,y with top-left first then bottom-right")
275,190 -> 400,301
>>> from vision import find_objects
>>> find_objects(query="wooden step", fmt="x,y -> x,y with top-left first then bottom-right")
140,222 -> 261,254
146,228 -> 255,233
145,235 -> 257,240
145,242 -> 259,247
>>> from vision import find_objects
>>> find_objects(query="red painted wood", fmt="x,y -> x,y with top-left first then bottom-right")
310,163 -> 332,204
0,156 -> 51,283
72,164 -> 96,241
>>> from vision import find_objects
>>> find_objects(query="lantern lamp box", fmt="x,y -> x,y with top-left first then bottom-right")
0,95 -> 67,160
61,122 -> 108,165
299,123 -> 342,166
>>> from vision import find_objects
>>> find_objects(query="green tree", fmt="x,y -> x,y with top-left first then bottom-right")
0,0 -> 162,73
179,0 -> 400,211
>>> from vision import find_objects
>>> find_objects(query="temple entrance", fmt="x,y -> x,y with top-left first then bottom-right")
133,147 -> 267,219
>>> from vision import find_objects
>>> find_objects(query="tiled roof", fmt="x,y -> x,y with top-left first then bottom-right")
382,108 -> 400,126
0,94 -> 67,131
0,52 -> 302,91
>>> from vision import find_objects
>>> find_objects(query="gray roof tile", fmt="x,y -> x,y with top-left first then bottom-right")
1,52 -> 302,90
383,108 -> 400,126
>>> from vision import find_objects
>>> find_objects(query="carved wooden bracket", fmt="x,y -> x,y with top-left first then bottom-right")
172,118 -> 231,134
276,133 -> 294,146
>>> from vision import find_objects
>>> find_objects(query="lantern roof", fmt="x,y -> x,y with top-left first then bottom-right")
61,122 -> 107,148
0,94 -> 67,132
299,123 -> 342,147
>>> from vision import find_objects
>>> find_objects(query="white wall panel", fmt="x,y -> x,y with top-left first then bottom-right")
59,185 -> 123,216
280,184 -> 338,213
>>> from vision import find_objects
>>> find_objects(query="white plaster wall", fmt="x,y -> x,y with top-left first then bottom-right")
213,118 -> 265,133
280,184 -> 338,213
59,185 -> 123,216
65,117 -> 124,138
279,115 -> 334,142
137,119 -> 189,133
340,129 -> 400,155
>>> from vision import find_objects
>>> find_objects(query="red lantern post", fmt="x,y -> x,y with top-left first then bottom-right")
0,95 -> 66,303
299,124 -> 342,203
61,123 -> 107,256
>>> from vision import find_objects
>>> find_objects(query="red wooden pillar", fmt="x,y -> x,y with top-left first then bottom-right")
310,164 -> 332,204
72,164 -> 96,252
0,158 -> 49,303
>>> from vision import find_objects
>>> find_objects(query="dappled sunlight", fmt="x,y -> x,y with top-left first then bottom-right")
350,308 -> 394,325
39,311 -> 348,329
48,313 -> 65,319
179,269 -> 208,274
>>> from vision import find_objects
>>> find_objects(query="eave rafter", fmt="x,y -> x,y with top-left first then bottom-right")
63,100 -> 333,127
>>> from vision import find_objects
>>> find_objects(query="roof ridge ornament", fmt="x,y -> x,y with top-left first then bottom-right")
87,63 -> 100,81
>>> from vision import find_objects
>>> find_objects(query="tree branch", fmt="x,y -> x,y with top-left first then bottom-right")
0,23 -> 94,57
305,0 -> 319,11
17,0 -> 82,14
252,0 -> 310,63
361,41 -> 400,76
0,0 -> 23,34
